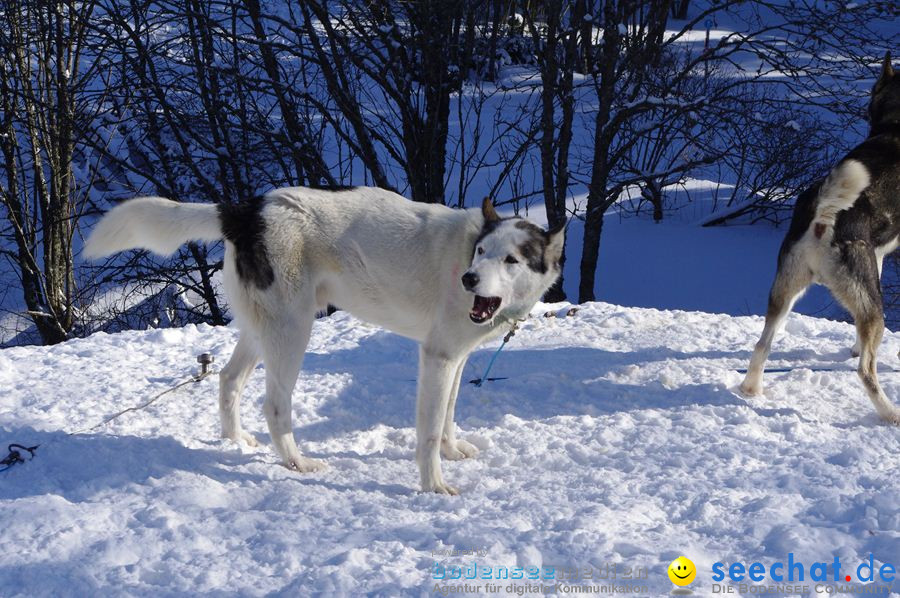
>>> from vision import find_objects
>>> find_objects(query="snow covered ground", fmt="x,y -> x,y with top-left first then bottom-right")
1,302 -> 898,596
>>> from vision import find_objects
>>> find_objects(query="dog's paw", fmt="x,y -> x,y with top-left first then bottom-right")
878,408 -> 900,426
422,479 -> 460,495
237,430 -> 260,447
223,429 -> 260,448
284,456 -> 327,473
441,438 -> 479,460
738,379 -> 763,397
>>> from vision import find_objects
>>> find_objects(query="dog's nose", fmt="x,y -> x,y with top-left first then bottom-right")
461,271 -> 479,291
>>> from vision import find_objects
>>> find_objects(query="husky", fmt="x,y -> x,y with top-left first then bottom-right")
85,188 -> 564,493
740,52 -> 900,424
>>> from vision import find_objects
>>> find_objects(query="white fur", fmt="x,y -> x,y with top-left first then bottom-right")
467,223 -> 534,305
812,159 -> 871,236
85,187 -> 564,494
83,197 -> 221,258
465,222 -> 565,316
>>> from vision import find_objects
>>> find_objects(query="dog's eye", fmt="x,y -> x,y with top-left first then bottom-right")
477,246 -> 485,255
505,255 -> 518,264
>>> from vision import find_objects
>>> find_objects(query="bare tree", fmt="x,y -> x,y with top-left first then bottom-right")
296,0 -> 470,203
4,0 -> 896,344
0,0 -> 106,344
573,0 -> 894,302
522,0 -> 584,301
77,0 -> 341,331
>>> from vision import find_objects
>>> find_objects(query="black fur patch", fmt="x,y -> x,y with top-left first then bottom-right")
514,220 -> 550,274
218,196 -> 275,289
473,215 -> 561,273
474,218 -> 503,246
869,68 -> 900,136
308,183 -> 359,192
835,135 -> 900,249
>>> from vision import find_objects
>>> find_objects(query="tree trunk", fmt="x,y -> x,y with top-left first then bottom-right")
411,1 -> 456,203
579,208 -> 604,303
578,0 -> 612,303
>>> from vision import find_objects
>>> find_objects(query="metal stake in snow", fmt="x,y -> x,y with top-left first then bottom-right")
75,352 -> 217,433
197,353 -> 214,377
2,352 -> 218,474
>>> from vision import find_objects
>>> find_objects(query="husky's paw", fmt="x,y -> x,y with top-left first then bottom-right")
878,408 -> 900,426
284,456 -> 327,473
224,429 -> 260,448
441,438 -> 479,460
422,479 -> 460,495
738,380 -> 763,397
851,342 -> 861,358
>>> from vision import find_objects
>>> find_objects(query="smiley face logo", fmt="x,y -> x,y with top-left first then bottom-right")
668,556 -> 696,586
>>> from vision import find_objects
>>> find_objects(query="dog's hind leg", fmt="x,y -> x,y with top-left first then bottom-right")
440,358 -> 479,461
740,254 -> 812,396
829,243 -> 900,424
259,309 -> 326,472
219,333 -> 261,446
855,315 -> 900,423
851,252 -> 886,358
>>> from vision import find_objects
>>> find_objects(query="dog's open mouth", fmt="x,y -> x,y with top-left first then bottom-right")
470,295 -> 501,323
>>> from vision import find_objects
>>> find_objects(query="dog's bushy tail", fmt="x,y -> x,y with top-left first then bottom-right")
84,197 -> 222,258
812,159 -> 870,231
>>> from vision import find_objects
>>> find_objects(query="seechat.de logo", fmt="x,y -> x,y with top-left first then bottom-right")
712,553 -> 895,584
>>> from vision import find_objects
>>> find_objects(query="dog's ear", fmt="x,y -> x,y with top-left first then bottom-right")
875,51 -> 895,91
545,221 -> 566,266
482,197 -> 500,223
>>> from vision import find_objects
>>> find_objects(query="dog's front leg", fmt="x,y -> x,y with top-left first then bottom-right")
416,348 -> 462,494
441,358 -> 479,461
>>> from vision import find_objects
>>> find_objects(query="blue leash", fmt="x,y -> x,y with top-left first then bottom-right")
470,322 -> 520,387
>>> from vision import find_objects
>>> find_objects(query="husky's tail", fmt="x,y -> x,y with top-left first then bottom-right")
812,159 -> 870,233
83,197 -> 222,258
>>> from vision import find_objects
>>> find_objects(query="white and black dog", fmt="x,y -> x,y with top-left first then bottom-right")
741,52 -> 900,424
85,188 -> 564,493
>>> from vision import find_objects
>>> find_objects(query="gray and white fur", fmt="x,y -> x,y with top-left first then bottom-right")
85,189 -> 564,493
740,52 -> 900,424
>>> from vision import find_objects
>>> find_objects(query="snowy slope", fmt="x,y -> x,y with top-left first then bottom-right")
0,303 -> 898,597
511,188 -> 840,324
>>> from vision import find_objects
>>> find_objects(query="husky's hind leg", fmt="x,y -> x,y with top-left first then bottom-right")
851,251 -> 886,358
259,305 -> 326,472
741,250 -> 812,396
829,242 -> 900,424
219,333 -> 262,446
